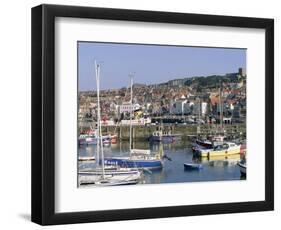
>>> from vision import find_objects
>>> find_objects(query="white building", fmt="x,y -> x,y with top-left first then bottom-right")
170,95 -> 192,115
201,102 -> 208,115
119,102 -> 141,114
192,101 -> 208,116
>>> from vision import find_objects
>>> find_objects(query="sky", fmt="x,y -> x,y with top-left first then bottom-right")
78,42 -> 246,91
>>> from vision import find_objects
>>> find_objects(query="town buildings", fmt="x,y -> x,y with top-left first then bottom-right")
79,68 -> 246,125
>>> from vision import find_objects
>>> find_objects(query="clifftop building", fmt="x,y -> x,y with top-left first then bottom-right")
239,67 -> 246,77
168,78 -> 185,87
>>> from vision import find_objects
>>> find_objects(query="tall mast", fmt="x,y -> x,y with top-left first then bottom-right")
95,60 -> 105,178
129,74 -> 133,153
197,97 -> 201,136
219,83 -> 223,132
94,61 -> 99,166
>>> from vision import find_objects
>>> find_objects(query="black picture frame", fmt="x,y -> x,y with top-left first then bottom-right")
31,4 -> 274,225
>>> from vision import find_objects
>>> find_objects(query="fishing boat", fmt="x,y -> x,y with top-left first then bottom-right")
78,134 -> 112,145
184,163 -> 203,170
149,126 -> 181,142
195,138 -> 212,148
195,135 -> 225,149
78,133 -> 97,145
78,61 -> 143,186
104,75 -> 163,170
197,142 -> 241,157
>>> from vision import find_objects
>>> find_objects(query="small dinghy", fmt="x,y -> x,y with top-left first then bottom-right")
184,163 -> 203,170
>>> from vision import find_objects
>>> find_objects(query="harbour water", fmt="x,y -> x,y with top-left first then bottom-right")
78,139 -> 245,186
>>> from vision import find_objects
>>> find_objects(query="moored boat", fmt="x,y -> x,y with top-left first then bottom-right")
104,147 -> 164,170
195,138 -> 212,148
78,134 -> 97,145
79,168 -> 142,185
80,178 -> 140,186
197,142 -> 241,157
238,162 -> 246,176
104,156 -> 163,170
79,133 -> 111,145
149,128 -> 181,143
195,135 -> 225,149
104,148 -> 163,170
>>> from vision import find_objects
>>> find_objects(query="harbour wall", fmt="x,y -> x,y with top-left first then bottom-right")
99,124 -> 246,141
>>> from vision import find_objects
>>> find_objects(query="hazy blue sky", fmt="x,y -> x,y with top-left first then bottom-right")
78,42 -> 246,91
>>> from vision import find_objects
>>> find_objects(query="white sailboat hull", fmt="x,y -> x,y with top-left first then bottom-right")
79,169 -> 142,185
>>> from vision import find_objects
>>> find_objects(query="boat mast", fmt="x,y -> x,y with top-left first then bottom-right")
95,60 -> 105,179
94,61 -> 100,166
129,74 -> 133,154
197,97 -> 201,137
219,83 -> 223,133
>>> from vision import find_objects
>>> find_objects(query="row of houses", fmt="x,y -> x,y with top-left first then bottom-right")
169,93 -> 246,119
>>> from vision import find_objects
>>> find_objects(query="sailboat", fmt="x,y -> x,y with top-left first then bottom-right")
104,75 -> 163,170
78,61 -> 142,186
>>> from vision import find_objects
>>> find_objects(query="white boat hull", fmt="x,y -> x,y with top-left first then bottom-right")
78,169 -> 142,185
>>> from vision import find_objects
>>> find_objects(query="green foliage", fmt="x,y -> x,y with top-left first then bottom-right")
184,74 -> 240,88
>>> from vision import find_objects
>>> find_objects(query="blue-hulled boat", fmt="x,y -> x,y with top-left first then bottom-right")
104,157 -> 163,170
184,163 -> 203,170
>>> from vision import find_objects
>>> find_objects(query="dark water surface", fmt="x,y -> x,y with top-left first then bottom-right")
78,140 -> 244,185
